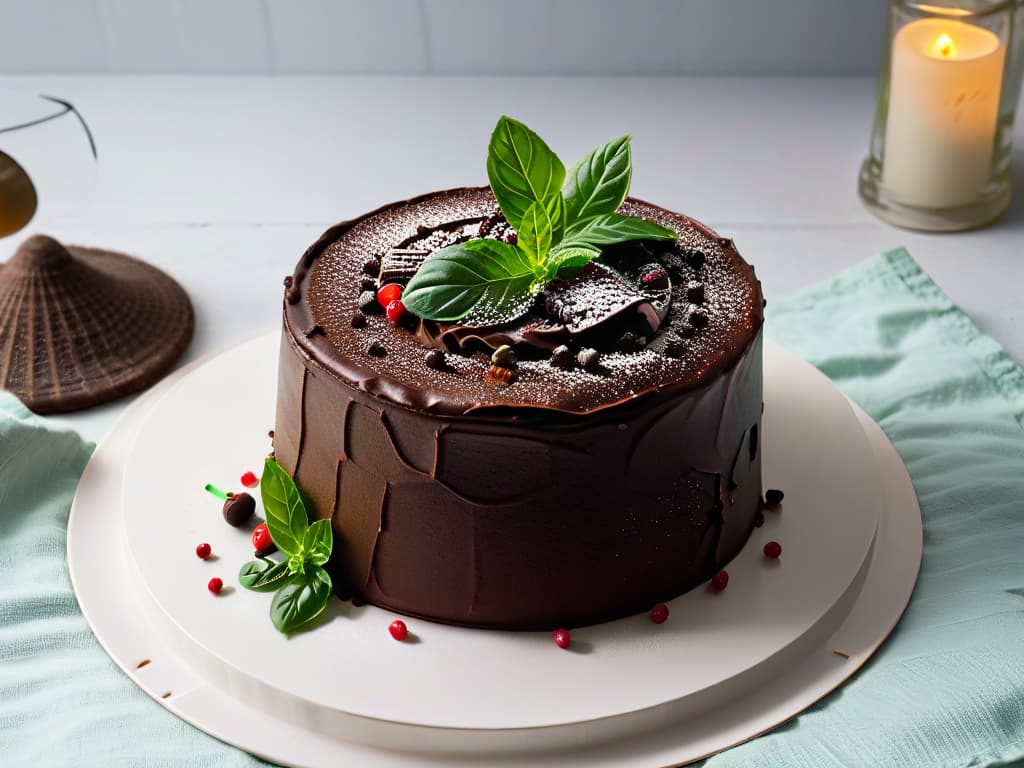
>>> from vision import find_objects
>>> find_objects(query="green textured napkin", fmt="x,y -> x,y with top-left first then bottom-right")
1,248 -> 1022,767
0,393 -> 268,766
704,247 -> 1024,768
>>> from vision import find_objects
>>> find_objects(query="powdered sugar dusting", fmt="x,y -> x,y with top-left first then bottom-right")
294,187 -> 762,416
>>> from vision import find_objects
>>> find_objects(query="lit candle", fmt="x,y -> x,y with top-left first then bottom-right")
882,18 -> 1005,208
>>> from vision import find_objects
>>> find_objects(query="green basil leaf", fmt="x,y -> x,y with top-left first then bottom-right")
270,567 -> 333,634
564,212 -> 677,248
517,201 -> 554,269
260,458 -> 309,558
562,135 -> 632,225
302,518 -> 333,567
544,245 -> 600,282
486,116 -> 565,231
238,558 -> 292,592
403,239 -> 541,324
548,193 -> 566,245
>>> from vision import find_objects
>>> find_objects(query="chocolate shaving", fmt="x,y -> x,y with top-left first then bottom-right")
544,263 -> 649,335
379,248 -> 429,285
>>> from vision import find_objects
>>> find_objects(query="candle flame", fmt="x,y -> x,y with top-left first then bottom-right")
934,32 -> 956,58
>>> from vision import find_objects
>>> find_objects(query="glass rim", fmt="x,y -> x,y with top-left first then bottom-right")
896,0 -> 1017,21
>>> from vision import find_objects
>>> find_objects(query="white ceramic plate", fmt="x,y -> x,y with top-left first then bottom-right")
69,332 -> 921,766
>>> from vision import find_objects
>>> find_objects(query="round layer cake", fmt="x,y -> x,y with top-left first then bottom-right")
274,186 -> 764,630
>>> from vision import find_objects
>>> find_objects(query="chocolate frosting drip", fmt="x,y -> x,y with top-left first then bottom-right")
284,187 -> 762,417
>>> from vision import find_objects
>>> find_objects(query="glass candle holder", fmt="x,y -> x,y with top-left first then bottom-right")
859,0 -> 1024,231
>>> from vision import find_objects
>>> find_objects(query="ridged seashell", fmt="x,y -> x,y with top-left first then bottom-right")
0,234 -> 194,413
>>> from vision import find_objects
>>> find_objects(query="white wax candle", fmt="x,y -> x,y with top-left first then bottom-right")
882,18 -> 1005,208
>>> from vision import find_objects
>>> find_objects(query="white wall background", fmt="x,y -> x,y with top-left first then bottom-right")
0,0 -> 890,75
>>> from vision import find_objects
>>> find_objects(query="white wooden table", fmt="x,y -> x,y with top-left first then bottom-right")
2,75 -> 1021,445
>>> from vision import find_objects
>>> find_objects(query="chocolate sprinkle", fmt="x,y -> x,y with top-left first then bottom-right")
577,348 -> 602,372
424,349 -> 446,370
358,290 -> 380,314
686,282 -> 706,304
663,332 -> 685,358
367,340 -> 387,357
549,345 -> 574,370
765,489 -> 785,506
688,309 -> 709,329
683,249 -> 705,269
287,287 -> 302,305
362,258 -> 381,278
350,313 -> 367,329
304,324 -> 325,338
617,332 -> 645,353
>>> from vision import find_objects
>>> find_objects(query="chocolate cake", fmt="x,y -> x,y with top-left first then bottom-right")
273,187 -> 764,630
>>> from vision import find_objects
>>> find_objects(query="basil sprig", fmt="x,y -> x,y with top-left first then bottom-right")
403,115 -> 677,324
239,557 -> 292,592
238,458 -> 334,634
487,117 -> 566,242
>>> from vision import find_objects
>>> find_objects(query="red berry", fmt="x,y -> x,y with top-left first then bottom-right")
208,577 -> 223,594
712,570 -> 730,591
552,628 -> 572,649
240,471 -> 259,488
764,541 -> 782,559
389,619 -> 408,641
386,299 -> 406,323
650,603 -> 669,624
195,542 -> 212,560
640,268 -> 667,285
376,283 -> 402,307
252,522 -> 272,552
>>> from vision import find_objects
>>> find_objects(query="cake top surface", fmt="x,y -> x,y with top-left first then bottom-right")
284,186 -> 763,418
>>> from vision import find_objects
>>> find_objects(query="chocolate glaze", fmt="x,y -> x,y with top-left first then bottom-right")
283,187 -> 761,417
275,187 -> 764,629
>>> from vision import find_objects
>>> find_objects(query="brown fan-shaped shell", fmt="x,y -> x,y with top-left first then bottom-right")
0,234 -> 194,413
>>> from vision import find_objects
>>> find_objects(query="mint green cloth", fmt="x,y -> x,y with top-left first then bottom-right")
0,393 -> 268,765
2,248 -> 1022,767
705,248 -> 1024,768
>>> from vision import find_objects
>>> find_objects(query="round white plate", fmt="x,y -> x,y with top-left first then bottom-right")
68,332 -> 921,767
